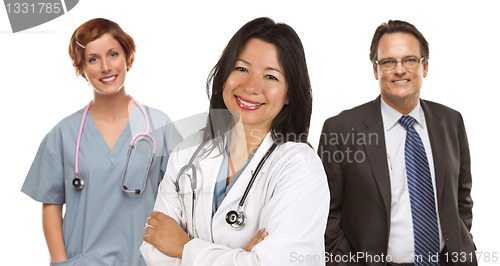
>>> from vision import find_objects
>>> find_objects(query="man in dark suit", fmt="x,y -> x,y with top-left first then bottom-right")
319,20 -> 476,266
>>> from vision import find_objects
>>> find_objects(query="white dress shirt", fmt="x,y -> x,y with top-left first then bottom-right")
381,98 -> 444,263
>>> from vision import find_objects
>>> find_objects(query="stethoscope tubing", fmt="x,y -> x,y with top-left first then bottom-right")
237,143 -> 277,208
73,95 -> 156,194
177,140 -> 278,231
74,100 -> 92,176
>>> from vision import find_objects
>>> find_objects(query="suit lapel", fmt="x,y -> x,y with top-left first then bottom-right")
360,98 -> 446,229
421,100 -> 446,203
362,97 -> 392,219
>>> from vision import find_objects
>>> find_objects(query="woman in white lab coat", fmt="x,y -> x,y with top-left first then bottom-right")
140,17 -> 330,265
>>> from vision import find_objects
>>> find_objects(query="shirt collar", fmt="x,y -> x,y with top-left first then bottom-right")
381,98 -> 426,131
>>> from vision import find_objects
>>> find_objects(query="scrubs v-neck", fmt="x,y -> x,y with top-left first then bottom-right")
22,105 -> 182,266
212,150 -> 254,216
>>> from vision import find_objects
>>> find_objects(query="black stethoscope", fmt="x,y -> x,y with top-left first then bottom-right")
175,141 -> 277,233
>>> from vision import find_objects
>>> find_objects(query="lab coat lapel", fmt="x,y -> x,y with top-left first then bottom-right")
195,141 -> 224,239
212,133 -> 274,225
362,97 -> 392,220
220,133 -> 273,206
421,100 -> 446,203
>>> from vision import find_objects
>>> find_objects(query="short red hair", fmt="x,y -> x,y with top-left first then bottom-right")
68,18 -> 136,77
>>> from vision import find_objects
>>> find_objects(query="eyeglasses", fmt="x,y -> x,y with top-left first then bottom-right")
374,57 -> 424,70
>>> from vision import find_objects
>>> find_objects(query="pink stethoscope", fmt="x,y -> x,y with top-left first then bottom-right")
72,95 -> 157,195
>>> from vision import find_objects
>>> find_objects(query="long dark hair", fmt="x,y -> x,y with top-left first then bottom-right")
204,17 -> 312,150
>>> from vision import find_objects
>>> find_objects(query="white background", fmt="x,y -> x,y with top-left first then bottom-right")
1,0 -> 499,264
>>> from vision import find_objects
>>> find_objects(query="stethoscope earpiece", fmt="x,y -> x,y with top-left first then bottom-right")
122,186 -> 142,195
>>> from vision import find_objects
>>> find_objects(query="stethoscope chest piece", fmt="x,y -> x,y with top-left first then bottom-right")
72,175 -> 84,190
225,209 -> 246,230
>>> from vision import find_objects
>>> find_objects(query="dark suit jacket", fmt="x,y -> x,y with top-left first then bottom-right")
318,97 -> 476,265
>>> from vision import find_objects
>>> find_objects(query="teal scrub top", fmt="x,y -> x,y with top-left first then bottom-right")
212,150 -> 254,217
22,105 -> 182,266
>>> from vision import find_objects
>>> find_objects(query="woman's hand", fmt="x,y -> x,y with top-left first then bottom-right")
143,211 -> 191,259
244,228 -> 268,251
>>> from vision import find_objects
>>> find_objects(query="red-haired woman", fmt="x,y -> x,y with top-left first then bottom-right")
22,18 -> 182,266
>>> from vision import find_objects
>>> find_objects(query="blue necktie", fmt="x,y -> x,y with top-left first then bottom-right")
399,115 -> 440,266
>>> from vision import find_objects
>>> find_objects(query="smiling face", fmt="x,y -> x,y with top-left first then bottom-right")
222,38 -> 288,134
373,32 -> 428,113
82,33 -> 127,95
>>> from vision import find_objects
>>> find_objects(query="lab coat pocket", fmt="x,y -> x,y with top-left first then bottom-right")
50,254 -> 86,266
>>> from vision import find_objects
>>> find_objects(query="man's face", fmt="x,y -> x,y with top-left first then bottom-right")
373,32 -> 428,112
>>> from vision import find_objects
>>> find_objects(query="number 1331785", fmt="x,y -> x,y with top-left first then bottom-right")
6,2 -> 62,14
443,252 -> 498,263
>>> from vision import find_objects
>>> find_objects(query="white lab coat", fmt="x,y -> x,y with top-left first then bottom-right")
140,132 -> 330,265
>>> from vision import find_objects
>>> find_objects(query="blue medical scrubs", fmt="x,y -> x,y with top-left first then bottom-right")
22,105 -> 182,266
